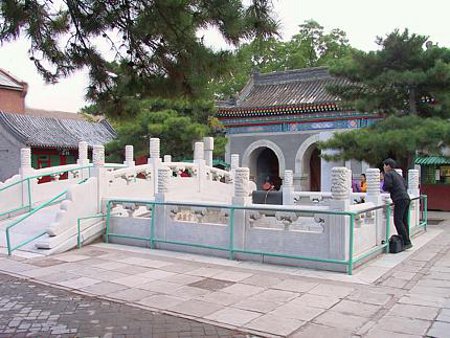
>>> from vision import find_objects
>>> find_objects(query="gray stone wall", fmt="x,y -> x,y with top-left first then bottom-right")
226,131 -> 319,173
0,123 -> 24,181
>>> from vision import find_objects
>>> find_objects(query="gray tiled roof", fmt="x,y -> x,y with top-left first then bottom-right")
236,67 -> 347,108
0,69 -> 24,90
0,111 -> 116,149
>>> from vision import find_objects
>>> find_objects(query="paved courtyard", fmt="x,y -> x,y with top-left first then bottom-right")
0,212 -> 449,337
0,273 -> 248,337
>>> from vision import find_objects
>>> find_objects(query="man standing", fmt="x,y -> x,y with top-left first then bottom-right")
383,158 -> 412,249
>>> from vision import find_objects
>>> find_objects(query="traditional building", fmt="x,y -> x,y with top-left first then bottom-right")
0,68 -> 116,181
217,67 -> 381,191
0,68 -> 28,113
0,111 -> 116,181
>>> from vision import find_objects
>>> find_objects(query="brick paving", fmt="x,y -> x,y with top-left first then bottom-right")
0,274 -> 250,337
0,216 -> 449,337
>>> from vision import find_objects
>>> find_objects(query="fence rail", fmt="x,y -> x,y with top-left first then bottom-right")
102,198 -> 410,275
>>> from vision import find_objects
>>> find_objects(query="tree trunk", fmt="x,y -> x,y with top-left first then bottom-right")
408,87 -> 417,115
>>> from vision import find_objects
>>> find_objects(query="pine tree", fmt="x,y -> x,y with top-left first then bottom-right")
320,29 -> 450,169
0,0 -> 278,103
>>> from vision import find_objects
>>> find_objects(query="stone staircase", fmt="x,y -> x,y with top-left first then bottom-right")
0,202 -> 105,257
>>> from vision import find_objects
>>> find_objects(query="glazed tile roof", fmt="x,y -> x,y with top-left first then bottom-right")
236,67 -> 346,108
0,68 -> 25,90
0,111 -> 116,149
415,156 -> 450,165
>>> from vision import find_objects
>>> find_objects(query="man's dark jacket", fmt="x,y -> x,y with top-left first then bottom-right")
383,171 -> 410,202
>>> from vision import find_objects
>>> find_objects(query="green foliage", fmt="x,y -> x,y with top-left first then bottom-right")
321,29 -> 450,168
105,99 -> 221,162
318,116 -> 450,169
328,29 -> 450,118
209,19 -> 353,99
1,0 -> 278,103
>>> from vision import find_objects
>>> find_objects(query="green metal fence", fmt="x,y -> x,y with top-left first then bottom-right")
5,178 -> 89,256
103,199 -> 400,275
0,165 -> 93,218
77,214 -> 105,248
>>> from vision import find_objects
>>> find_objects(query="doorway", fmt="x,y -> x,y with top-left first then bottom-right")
310,147 -> 321,191
255,148 -> 280,190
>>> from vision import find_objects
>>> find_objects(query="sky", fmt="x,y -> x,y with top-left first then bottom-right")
0,0 -> 449,113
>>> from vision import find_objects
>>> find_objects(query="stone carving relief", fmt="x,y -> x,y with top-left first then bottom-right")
169,206 -> 229,225
78,141 -> 88,160
110,202 -> 151,218
246,210 -> 325,233
20,148 -> 31,168
331,167 -> 350,200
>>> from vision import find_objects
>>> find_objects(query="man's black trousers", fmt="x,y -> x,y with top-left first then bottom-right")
394,199 -> 411,245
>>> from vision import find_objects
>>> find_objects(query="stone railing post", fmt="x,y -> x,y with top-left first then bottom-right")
156,167 -> 171,202
203,137 -> 214,167
92,145 -> 106,213
408,169 -> 420,196
366,168 -> 384,244
148,138 -> 161,193
366,168 -> 381,204
232,167 -> 250,205
77,141 -> 88,164
20,148 -> 34,207
163,155 -> 172,163
283,170 -> 294,205
232,167 -> 250,254
20,148 -> 32,176
328,167 -> 351,264
194,141 -> 205,191
230,154 -> 239,183
124,145 -> 135,167
408,169 -> 420,230
154,166 -> 172,242
77,141 -> 90,179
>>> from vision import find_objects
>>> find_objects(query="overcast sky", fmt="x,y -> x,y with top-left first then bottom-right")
0,0 -> 449,113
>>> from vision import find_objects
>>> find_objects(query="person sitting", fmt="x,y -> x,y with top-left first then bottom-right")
360,174 -> 367,192
262,176 -> 274,191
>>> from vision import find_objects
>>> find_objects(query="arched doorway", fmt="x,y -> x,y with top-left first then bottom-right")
247,147 -> 280,190
310,147 -> 321,191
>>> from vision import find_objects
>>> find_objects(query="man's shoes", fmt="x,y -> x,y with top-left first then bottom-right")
404,243 -> 413,250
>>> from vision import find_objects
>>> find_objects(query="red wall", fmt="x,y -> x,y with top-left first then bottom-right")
0,88 -> 25,113
421,184 -> 450,211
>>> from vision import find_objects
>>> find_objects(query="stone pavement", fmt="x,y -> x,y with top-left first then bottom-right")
0,273 -> 248,337
0,213 -> 449,337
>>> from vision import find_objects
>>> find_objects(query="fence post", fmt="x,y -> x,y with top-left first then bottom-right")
329,167 -> 352,273
147,138 -> 161,195
366,168 -> 383,244
203,137 -> 214,167
19,148 -> 33,209
153,166 -> 171,245
194,141 -> 205,192
230,167 -> 250,260
408,169 -> 420,232
283,170 -> 294,205
124,145 -> 135,167
92,145 -> 105,213
77,141 -> 90,179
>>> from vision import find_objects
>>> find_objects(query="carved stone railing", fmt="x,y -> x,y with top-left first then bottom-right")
106,164 -> 153,185
169,206 -> 229,225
